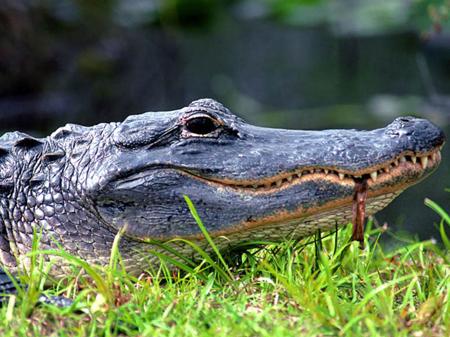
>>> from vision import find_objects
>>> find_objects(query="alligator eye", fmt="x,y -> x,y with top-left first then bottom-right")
185,115 -> 218,135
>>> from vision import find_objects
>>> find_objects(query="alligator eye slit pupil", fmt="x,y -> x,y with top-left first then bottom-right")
185,117 -> 217,135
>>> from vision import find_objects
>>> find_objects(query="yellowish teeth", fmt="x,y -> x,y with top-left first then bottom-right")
227,149 -> 441,190
370,171 -> 377,182
420,156 -> 428,169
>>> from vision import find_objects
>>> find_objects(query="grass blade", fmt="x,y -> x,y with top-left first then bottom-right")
183,195 -> 233,281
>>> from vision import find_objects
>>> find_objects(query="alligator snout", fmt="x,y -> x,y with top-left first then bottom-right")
385,116 -> 445,150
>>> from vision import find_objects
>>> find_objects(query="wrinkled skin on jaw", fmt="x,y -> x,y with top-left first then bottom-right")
82,99 -> 445,241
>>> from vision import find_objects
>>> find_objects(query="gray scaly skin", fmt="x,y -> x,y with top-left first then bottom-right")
0,98 -> 445,305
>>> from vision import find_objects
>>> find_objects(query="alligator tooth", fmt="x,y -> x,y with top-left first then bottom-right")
431,153 -> 437,161
296,172 -> 302,179
411,156 -> 417,164
286,175 -> 293,182
324,169 -> 329,175
420,156 -> 428,169
338,173 -> 345,180
384,167 -> 390,173
309,169 -> 315,174
370,171 -> 378,182
393,159 -> 399,166
400,156 -> 406,163
276,180 -> 282,187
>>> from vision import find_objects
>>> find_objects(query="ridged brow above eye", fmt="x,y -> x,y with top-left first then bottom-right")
183,113 -> 221,135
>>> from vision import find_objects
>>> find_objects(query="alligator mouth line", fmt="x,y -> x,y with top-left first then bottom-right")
120,147 -> 442,243
192,147 -> 443,193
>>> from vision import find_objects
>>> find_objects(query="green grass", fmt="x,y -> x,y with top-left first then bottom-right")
0,197 -> 449,337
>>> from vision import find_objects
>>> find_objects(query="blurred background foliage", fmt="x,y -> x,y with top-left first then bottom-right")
0,0 -> 449,238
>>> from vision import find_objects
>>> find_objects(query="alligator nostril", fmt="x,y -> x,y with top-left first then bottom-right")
392,116 -> 419,128
397,117 -> 415,123
385,116 -> 420,137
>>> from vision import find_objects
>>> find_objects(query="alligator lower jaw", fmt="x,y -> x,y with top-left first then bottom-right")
218,191 -> 402,244
170,148 -> 441,240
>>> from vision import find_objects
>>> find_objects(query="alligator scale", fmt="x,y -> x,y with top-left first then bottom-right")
0,99 -> 445,302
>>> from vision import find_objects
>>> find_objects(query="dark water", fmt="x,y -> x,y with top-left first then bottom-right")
1,18 -> 449,239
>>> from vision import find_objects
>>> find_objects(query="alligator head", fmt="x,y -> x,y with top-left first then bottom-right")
88,99 -> 444,247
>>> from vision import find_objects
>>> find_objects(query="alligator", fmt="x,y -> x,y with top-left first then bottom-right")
0,98 -> 445,305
